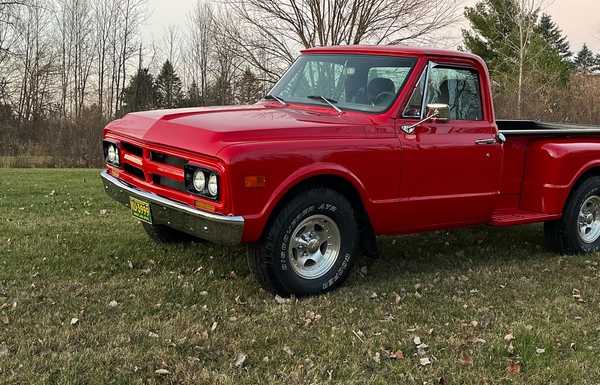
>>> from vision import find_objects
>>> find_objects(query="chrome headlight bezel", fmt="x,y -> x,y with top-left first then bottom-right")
184,164 -> 220,201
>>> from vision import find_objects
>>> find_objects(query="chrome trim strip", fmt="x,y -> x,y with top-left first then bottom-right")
100,170 -> 244,244
500,129 -> 600,136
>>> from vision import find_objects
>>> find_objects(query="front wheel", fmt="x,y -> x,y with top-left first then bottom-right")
248,188 -> 358,296
544,176 -> 600,254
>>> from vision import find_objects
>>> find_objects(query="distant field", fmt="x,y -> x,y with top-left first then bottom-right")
1,169 -> 600,384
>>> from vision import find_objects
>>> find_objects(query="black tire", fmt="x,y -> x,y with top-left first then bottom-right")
142,223 -> 198,243
248,188 -> 358,296
544,176 -> 600,254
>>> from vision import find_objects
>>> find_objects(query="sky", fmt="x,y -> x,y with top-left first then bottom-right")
142,0 -> 600,54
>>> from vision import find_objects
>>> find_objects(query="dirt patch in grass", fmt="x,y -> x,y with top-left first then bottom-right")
1,169 -> 599,384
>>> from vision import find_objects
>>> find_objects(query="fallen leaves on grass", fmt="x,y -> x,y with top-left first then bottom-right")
283,346 -> 294,356
233,352 -> 247,368
459,353 -> 473,366
382,349 -> 404,360
506,360 -> 521,374
373,352 -> 381,364
304,310 -> 321,326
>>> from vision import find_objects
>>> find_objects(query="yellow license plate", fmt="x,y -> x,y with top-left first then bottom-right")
129,196 -> 152,224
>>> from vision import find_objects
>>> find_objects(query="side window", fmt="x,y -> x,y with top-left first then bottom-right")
425,66 -> 483,121
403,69 -> 426,118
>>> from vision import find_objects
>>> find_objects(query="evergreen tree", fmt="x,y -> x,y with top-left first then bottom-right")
236,68 -> 262,104
463,0 -> 572,117
155,60 -> 184,108
206,75 -> 233,106
574,44 -> 597,73
121,68 -> 157,114
463,0 -> 522,75
185,81 -> 203,107
538,14 -> 571,60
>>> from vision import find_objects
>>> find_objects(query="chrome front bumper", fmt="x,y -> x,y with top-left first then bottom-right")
100,171 -> 244,245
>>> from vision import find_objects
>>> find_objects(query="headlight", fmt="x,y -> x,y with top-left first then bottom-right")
103,141 -> 120,167
184,165 -> 220,200
208,173 -> 218,197
107,145 -> 117,163
192,170 -> 206,192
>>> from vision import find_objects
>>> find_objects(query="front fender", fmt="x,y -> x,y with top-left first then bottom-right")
240,163 -> 372,242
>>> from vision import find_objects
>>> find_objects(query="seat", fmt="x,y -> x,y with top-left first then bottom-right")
367,78 -> 395,106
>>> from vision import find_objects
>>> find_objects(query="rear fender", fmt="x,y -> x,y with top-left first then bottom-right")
521,140 -> 600,214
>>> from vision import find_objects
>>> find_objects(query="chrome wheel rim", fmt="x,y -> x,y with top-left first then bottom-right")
578,195 -> 600,243
288,214 -> 341,280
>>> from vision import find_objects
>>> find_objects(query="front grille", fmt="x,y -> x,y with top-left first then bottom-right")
122,142 -> 143,157
123,164 -> 144,180
151,151 -> 187,168
153,175 -> 185,192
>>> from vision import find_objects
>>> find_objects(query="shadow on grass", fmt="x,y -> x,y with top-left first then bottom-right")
356,223 -> 554,286
122,223 -> 554,295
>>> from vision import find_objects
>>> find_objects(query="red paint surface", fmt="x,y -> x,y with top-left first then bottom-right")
103,46 -> 600,243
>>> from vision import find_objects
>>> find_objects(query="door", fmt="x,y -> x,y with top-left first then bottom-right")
396,61 -> 502,231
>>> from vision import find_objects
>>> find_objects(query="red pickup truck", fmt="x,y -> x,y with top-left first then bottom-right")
102,45 -> 600,296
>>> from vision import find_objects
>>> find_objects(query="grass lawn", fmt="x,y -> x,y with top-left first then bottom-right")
1,168 -> 600,384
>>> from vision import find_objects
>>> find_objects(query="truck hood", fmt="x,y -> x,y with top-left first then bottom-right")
104,104 -> 372,157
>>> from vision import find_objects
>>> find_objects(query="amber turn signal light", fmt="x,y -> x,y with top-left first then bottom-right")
194,200 -> 215,212
244,176 -> 266,188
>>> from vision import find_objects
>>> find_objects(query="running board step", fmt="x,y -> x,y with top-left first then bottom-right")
490,209 -> 561,227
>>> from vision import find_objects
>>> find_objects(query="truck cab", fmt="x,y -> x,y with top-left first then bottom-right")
101,46 -> 600,296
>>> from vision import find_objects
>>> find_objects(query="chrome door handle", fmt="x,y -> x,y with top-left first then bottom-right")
475,138 -> 497,145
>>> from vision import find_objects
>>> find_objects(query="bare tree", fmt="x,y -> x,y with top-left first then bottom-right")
226,0 -> 459,82
512,0 -> 545,118
15,0 -> 55,121
93,0 -> 118,117
182,0 -> 214,103
162,24 -> 179,66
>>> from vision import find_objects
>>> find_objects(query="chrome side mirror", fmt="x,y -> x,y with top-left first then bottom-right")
426,103 -> 449,122
401,103 -> 450,134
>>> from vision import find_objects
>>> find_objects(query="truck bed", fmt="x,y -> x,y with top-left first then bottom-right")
498,120 -> 600,136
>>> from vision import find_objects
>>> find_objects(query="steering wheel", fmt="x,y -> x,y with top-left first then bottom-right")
372,91 -> 396,106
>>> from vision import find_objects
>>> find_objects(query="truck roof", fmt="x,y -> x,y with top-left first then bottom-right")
302,45 -> 484,63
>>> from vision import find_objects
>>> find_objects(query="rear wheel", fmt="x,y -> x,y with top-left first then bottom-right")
248,188 -> 358,296
142,223 -> 198,243
544,176 -> 600,254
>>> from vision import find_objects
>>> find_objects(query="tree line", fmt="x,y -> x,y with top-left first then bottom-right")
463,0 -> 600,122
1,0 -> 600,167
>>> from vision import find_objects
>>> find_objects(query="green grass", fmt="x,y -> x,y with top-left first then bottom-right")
1,169 -> 600,384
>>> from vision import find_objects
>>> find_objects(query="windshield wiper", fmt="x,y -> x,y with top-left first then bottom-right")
307,95 -> 343,114
264,94 -> 287,106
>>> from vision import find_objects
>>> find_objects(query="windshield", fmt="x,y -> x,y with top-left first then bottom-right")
269,54 -> 417,113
